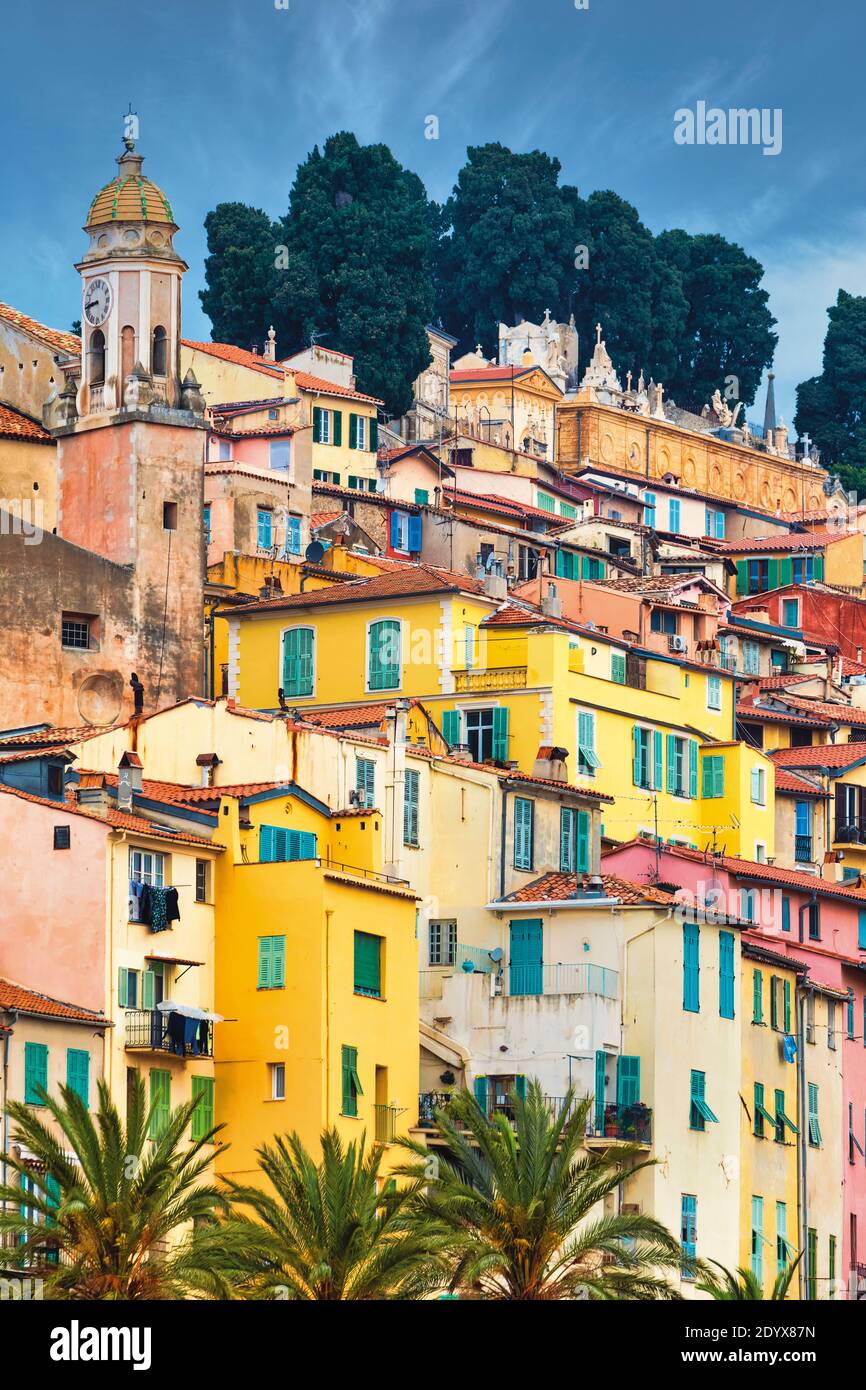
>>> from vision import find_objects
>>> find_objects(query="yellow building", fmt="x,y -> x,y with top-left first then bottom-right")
449,356 -> 563,461
739,942 -> 801,1296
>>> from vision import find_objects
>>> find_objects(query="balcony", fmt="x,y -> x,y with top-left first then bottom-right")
417,1091 -> 574,1129
586,1102 -> 653,1147
452,666 -> 528,694
835,824 -> 864,845
795,835 -> 813,863
374,1104 -> 401,1143
124,1008 -> 213,1058
506,962 -> 618,999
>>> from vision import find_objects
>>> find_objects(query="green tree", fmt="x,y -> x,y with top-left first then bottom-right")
437,143 -> 581,355
570,190 -> 659,375
397,1081 -> 683,1300
795,290 -> 866,494
0,1076 -> 232,1299
211,1127 -> 449,1299
696,1252 -> 803,1301
199,202 -> 280,349
656,229 -> 777,409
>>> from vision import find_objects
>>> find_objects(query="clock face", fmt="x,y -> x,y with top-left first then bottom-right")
83,278 -> 112,327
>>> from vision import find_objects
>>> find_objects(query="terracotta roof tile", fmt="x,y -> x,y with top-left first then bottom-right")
293,370 -> 382,406
311,511 -> 342,529
0,302 -> 81,356
591,572 -> 713,594
736,701 -> 828,727
606,839 -> 866,903
0,782 -> 222,848
217,563 -> 483,616
0,725 -> 102,748
710,531 -> 846,553
780,695 -> 866,724
183,339 -> 284,380
0,403 -> 52,444
0,977 -> 108,1025
770,742 -> 866,770
749,673 -> 816,690
773,768 -> 826,796
498,871 -> 675,905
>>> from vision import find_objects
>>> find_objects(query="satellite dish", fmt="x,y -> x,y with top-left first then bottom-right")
461,959 -> 476,973
304,541 -> 325,564
488,947 -> 504,963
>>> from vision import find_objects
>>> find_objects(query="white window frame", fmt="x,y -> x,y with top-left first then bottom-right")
129,847 -> 165,887
755,843 -> 767,863
319,409 -> 332,445
269,438 -> 292,474
707,675 -> 722,711
270,1062 -> 286,1101
355,415 -> 367,450
751,767 -> 766,805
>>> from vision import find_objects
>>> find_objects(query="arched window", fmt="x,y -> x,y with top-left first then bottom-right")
152,324 -> 168,377
121,325 -> 135,385
281,627 -> 315,698
89,329 -> 105,385
367,619 -> 401,691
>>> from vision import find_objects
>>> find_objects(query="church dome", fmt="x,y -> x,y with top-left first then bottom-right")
84,142 -> 174,229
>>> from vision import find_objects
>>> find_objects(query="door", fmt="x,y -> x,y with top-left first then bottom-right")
509,918 -> 543,996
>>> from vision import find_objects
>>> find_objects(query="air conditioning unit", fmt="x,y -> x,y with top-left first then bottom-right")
349,788 -> 367,808
668,634 -> 687,653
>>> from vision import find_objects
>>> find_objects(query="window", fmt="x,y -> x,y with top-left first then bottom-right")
356,757 -> 375,807
148,1069 -> 171,1139
576,710 -> 600,776
513,797 -> 534,870
118,967 -> 139,1009
429,919 -> 457,966
719,932 -> 735,1019
751,1196 -> 764,1284
701,754 -> 725,799
754,1082 -> 774,1137
611,651 -> 626,684
707,675 -> 722,711
195,859 -> 208,904
769,974 -> 792,1032
53,825 -> 70,850
191,1076 -> 214,1141
257,935 -> 286,989
651,608 -> 678,635
806,901 -> 821,942
669,498 -> 681,532
750,767 -> 766,805
666,735 -> 691,797
465,707 -> 508,763
129,848 -> 165,887
287,515 -> 301,554
65,1048 -> 90,1108
89,328 -> 105,385
389,510 -> 421,554
203,504 -> 211,544
269,439 -> 291,473
282,627 -> 315,698
752,968 -> 764,1024
705,508 -> 725,539
354,931 -> 382,998
348,413 -> 367,450
683,924 -> 700,1013
740,888 -> 756,923
151,325 -> 167,377
747,558 -> 770,593
415,488 -> 429,506
560,808 -> 590,874
792,556 -> 814,585
633,726 -> 661,790
403,768 -> 419,846
270,1063 -> 286,1101
24,1042 -> 48,1105
795,802 -> 812,862
537,492 -> 556,513
256,509 -> 273,550
217,438 -> 231,461
806,1229 -> 817,1301
312,468 -> 340,484
259,825 -> 317,862
689,1070 -> 718,1131
681,1195 -> 697,1278
742,640 -> 760,676
464,625 -> 476,670
782,599 -> 800,628
807,1082 -> 822,1146
755,843 -> 767,864
774,1087 -> 798,1144
61,615 -> 91,650
368,619 -> 402,690
777,1202 -> 792,1276
643,492 -> 656,528
313,406 -> 341,446
341,1045 -> 362,1117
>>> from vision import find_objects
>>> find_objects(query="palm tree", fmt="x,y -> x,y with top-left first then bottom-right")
0,1075 -> 233,1299
696,1252 -> 803,1301
396,1080 -> 684,1300
212,1127 -> 450,1299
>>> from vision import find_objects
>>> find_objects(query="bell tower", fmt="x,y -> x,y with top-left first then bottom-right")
76,119 -> 186,416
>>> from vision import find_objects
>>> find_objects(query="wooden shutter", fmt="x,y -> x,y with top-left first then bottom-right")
560,807 -> 574,872
118,966 -> 130,1008
369,418 -> 378,451
332,410 -> 342,446
492,707 -> 509,760
616,1055 -> 640,1108
779,557 -> 793,586
632,726 -> 642,785
24,1042 -> 48,1105
191,1076 -> 214,1141
149,1069 -> 171,1139
442,710 -> 461,747
408,514 -> 422,551
736,559 -> 749,594
141,969 -> 156,1011
594,1051 -> 606,1131
348,413 -> 358,449
752,968 -> 763,1023
576,810 -> 590,873
354,931 -> 381,996
473,1075 -> 489,1115
688,740 -> 698,798
719,932 -> 735,1019
666,733 -> 677,793
683,923 -> 700,1012
342,1045 -> 359,1116
312,406 -> 322,443
66,1048 -> 90,1107
770,975 -> 779,1029
257,936 -> 272,988
653,730 -> 663,790
403,769 -> 419,844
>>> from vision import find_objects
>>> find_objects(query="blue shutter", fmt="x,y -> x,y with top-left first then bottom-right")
260,825 -> 277,863
442,710 -> 461,747
719,932 -> 735,1019
408,514 -> 422,552
782,897 -> 791,933
683,923 -> 700,1012
492,707 -> 509,761
576,810 -> 590,873
390,512 -> 402,549
594,1050 -> 606,1132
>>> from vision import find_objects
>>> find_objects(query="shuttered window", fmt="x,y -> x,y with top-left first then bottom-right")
191,1076 -> 214,1142
368,619 -> 401,690
356,757 -> 375,807
282,627 -> 315,697
24,1042 -> 48,1105
719,932 -> 735,1019
259,825 -> 317,862
66,1048 -> 90,1108
148,1069 -> 171,1139
514,797 -> 534,870
752,968 -> 764,1024
683,923 -> 700,1013
807,1083 -> 822,1147
681,1195 -> 697,1276
611,651 -> 626,684
354,932 -> 382,997
341,1045 -> 362,1117
403,769 -> 420,846
257,935 -> 286,989
442,710 -> 461,747
689,1069 -> 718,1130
701,754 -> 725,798
492,707 -> 509,761
754,1082 -> 775,1137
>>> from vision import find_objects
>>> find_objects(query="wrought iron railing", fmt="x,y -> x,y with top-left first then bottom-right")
124,1009 -> 213,1058
417,1091 -> 576,1128
795,835 -> 813,862
586,1102 -> 653,1145
453,666 -> 528,693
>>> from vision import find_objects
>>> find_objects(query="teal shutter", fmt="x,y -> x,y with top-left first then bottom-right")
24,1042 -> 48,1105
766,558 -> 779,590
653,730 -> 663,790
813,554 -> 824,582
332,410 -> 342,446
576,810 -> 590,873
509,918 -> 543,996
688,740 -> 698,798
356,757 -> 375,805
514,1074 -> 527,1101
666,733 -> 677,793
283,627 -> 314,697
714,757 -> 725,798
611,651 -> 626,684
719,932 -> 735,1019
141,969 -> 156,1011
492,707 -> 509,761
474,1076 -> 489,1115
191,1076 -> 214,1141
779,557 -> 793,586
258,936 -> 285,987
616,1055 -> 640,1107
578,710 -> 598,769
560,807 -> 574,872
632,726 -> 642,785
859,910 -> 866,950
683,923 -> 700,1012
442,710 -> 461,747
368,619 -> 401,690
514,797 -> 534,869
354,931 -> 381,996
782,897 -> 791,933
260,825 -> 276,863
312,405 -> 323,443
66,1048 -> 90,1108
594,1050 -> 606,1131
118,967 -> 130,1008
736,559 -> 749,594
753,969 -> 763,1023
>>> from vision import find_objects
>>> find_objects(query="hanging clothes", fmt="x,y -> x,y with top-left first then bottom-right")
165,887 -> 180,925
148,887 -> 170,933
182,1015 -> 199,1054
138,883 -> 153,927
128,879 -> 145,923
166,1010 -> 186,1056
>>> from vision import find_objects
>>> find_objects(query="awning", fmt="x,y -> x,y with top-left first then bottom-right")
156,1000 -> 224,1023
145,954 -> 204,967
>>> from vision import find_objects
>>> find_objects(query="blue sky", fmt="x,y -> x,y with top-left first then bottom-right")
2,0 -> 864,427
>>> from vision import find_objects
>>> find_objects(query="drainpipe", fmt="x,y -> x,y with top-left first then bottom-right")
1,1013 -> 16,1216
796,989 -> 809,1299
499,780 -> 512,898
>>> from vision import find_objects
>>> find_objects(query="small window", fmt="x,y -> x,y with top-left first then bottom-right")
287,516 -> 302,554
354,931 -> 382,998
217,439 -> 231,461
403,768 -> 420,846
257,508 -> 273,550
513,797 -> 535,870
195,859 -> 208,903
429,919 -> 457,966
341,1045 -> 362,1117
707,675 -> 722,711
270,1062 -> 286,1101
129,848 -> 165,887
163,501 -> 178,531
53,825 -> 70,850
61,614 -> 92,650
152,325 -> 168,377
269,439 -> 290,473
89,328 -> 106,385
203,504 -> 211,544
258,935 -> 286,989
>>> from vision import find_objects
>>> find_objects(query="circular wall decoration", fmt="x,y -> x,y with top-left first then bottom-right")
783,488 -> 797,510
684,457 -> 697,485
76,670 -> 124,725
601,432 -> 614,461
733,472 -> 746,500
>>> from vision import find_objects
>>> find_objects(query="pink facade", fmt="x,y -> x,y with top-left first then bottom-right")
604,839 -> 866,1277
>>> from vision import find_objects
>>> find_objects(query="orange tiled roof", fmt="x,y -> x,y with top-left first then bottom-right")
780,695 -> 866,724
311,511 -> 343,530
770,742 -> 866,770
606,838 -> 866,903
0,403 -> 52,444
86,175 -> 174,228
736,700 -> 828,728
498,871 -> 675,906
183,339 -> 284,380
218,563 -> 484,616
773,768 -> 826,796
748,673 -> 816,691
710,531 -> 846,553
293,370 -> 382,406
0,725 -> 109,748
0,977 -> 108,1025
0,302 -> 80,356
0,781 -> 222,848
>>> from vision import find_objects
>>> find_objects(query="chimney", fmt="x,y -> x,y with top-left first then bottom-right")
117,751 -> 143,812
821,850 -> 846,884
483,571 -> 507,600
532,745 -> 569,781
541,583 -> 563,620
263,326 -> 277,362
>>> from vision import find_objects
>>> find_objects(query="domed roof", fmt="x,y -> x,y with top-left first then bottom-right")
85,143 -> 174,229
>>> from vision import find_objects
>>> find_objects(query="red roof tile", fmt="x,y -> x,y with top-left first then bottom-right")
217,563 -> 484,616
293,370 -> 382,406
773,768 -> 826,796
736,701 -> 828,727
183,339 -> 284,380
0,977 -> 107,1025
498,871 -> 675,905
0,302 -> 81,356
606,839 -> 866,903
770,743 -> 866,770
710,531 -> 846,553
311,511 -> 342,530
0,403 -> 52,444
0,782 -> 222,848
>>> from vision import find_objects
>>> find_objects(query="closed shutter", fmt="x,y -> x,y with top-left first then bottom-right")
514,798 -> 533,869
286,829 -> 317,861
369,619 -> 401,690
348,413 -> 358,449
560,807 -> 574,872
736,559 -> 749,594
473,1076 -> 489,1115
714,758 -> 725,798
312,406 -> 322,443
356,758 -> 375,805
653,730 -> 663,790
611,651 -> 626,684
514,1074 -> 527,1100
683,923 -> 700,1012
752,968 -> 763,1023
24,1042 -> 48,1105
492,707 -> 509,761
66,1048 -> 90,1108
442,710 -> 461,747
616,1055 -> 640,1108
403,769 -> 419,845
141,969 -> 156,1011
782,896 -> 791,932
408,514 -> 422,551
148,1069 -> 171,1139
191,1076 -> 214,1141
766,558 -> 780,590
719,932 -> 735,1019
594,1050 -> 606,1131
332,410 -> 342,446
283,627 -> 314,697
779,557 -> 793,586
859,910 -> 866,950
688,740 -> 698,798
369,418 -> 378,452
260,825 -> 276,863
813,554 -> 824,582
666,733 -> 677,793
258,936 -> 285,988
354,931 -> 381,996
576,810 -> 590,873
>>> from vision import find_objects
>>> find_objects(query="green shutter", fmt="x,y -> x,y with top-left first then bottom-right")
148,1069 -> 171,1139
312,405 -> 323,443
442,710 -> 461,747
473,1075 -> 488,1115
141,969 -> 156,1011
514,1074 -> 527,1100
611,651 -> 626,684
66,1048 -> 90,1108
283,627 -> 314,697
342,1045 -> 361,1116
594,1051 -> 606,1131
688,740 -> 698,798
783,978 -> 792,1033
331,409 -> 342,446
736,559 -> 749,594
653,730 -> 663,790
118,966 -> 129,1008
714,757 -> 725,798
576,810 -> 590,873
368,619 -> 401,690
632,726 -> 642,785
354,931 -> 382,996
403,768 -> 420,845
514,797 -> 534,869
779,557 -> 793,586
719,932 -> 735,1019
770,975 -> 779,1030
348,413 -> 358,449
753,968 -> 763,1024
191,1076 -> 214,1141
492,707 -> 509,761
24,1042 -> 48,1105
616,1055 -> 640,1107
560,807 -> 574,872
666,733 -> 677,793
369,418 -> 379,452
258,935 -> 284,988
766,558 -> 780,590
813,554 -> 824,582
